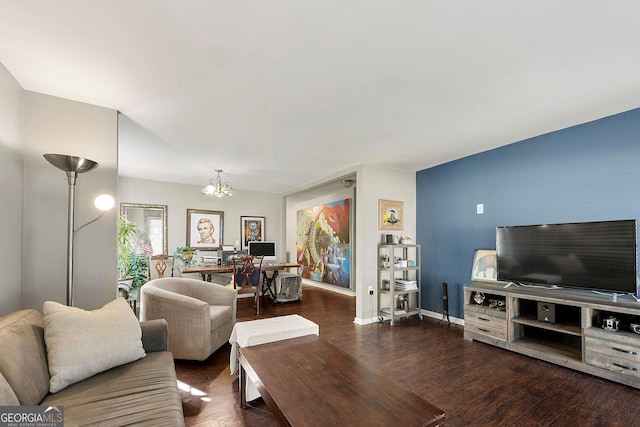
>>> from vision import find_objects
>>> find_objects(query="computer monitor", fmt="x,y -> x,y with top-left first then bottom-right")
248,241 -> 277,262
220,249 -> 247,266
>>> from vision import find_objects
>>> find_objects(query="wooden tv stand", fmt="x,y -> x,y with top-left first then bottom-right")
464,281 -> 640,389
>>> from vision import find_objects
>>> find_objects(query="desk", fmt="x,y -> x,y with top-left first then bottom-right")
184,263 -> 301,299
239,335 -> 446,426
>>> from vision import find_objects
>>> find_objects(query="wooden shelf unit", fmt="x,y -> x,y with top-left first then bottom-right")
464,281 -> 640,389
377,244 -> 422,326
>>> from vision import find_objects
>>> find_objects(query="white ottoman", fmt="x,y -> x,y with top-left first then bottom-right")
229,314 -> 319,401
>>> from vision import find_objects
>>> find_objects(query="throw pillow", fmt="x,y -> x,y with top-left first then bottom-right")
43,298 -> 146,393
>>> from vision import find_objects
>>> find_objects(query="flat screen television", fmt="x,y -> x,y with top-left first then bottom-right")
496,219 -> 638,295
248,241 -> 277,262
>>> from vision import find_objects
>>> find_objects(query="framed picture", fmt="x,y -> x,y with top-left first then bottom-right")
378,199 -> 404,230
186,209 -> 224,251
471,249 -> 498,282
296,198 -> 352,289
240,216 -> 265,250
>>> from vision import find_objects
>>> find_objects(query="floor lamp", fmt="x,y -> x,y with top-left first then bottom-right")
44,153 -> 101,306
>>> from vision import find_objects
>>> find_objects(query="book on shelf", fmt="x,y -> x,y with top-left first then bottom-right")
395,279 -> 418,290
396,286 -> 417,290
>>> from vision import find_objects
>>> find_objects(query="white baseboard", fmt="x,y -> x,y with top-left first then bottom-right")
302,279 -> 355,296
354,309 -> 463,326
420,308 -> 464,326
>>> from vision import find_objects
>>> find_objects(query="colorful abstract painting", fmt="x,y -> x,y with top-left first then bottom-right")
296,198 -> 351,288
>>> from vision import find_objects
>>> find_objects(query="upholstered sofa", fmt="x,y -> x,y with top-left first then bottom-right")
140,277 -> 237,361
0,299 -> 184,427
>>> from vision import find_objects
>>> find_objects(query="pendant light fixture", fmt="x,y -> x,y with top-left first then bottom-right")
201,169 -> 235,197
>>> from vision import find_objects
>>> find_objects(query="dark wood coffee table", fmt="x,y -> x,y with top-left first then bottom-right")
239,334 -> 445,426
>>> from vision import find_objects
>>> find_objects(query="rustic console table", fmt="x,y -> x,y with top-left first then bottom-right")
239,334 -> 445,426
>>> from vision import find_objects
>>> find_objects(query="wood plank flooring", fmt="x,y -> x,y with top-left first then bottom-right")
175,285 -> 640,426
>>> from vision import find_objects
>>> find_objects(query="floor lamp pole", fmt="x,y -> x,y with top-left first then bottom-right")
65,170 -> 77,307
44,154 -> 99,306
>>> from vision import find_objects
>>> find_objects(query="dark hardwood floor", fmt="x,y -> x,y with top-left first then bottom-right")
175,286 -> 640,426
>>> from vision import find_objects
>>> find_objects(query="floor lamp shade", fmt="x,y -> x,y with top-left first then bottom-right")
44,154 -> 100,306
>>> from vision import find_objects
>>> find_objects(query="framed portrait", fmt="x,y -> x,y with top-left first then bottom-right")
378,199 -> 404,230
240,216 -> 265,250
471,249 -> 498,282
186,209 -> 224,251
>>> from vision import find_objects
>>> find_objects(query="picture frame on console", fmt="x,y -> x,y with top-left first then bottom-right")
378,199 -> 404,230
187,209 -> 224,251
240,216 -> 265,250
471,249 -> 498,282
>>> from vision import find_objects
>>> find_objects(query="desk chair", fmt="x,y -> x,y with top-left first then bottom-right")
232,255 -> 264,315
148,254 -> 174,280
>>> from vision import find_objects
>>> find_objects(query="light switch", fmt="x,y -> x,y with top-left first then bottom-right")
476,204 -> 484,214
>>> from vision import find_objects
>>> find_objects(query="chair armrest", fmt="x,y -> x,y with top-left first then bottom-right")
191,281 -> 237,306
140,319 -> 168,352
141,287 -> 212,339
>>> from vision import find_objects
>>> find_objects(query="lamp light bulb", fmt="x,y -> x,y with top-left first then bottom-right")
94,194 -> 115,211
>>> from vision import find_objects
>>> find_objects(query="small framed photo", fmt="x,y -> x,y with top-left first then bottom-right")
471,249 -> 498,282
186,209 -> 224,251
378,199 -> 404,230
240,216 -> 265,250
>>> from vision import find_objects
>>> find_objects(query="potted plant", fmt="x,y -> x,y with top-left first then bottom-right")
127,254 -> 149,289
117,217 -> 149,289
174,246 -> 197,273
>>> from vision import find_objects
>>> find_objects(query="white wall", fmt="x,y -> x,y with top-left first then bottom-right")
356,164 -> 416,324
118,176 -> 284,259
0,64 -> 24,316
22,92 -> 118,311
285,164 -> 416,325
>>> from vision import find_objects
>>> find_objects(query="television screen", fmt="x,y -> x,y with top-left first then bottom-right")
248,241 -> 277,261
496,219 -> 637,295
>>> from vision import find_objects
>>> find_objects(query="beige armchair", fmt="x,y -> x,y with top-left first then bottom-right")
140,277 -> 237,361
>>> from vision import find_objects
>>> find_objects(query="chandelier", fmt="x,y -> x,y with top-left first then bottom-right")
202,169 -> 235,197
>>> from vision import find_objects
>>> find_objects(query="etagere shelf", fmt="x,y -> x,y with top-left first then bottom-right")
377,244 -> 422,326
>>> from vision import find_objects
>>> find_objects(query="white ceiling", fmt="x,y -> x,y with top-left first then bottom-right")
2,1 -> 640,194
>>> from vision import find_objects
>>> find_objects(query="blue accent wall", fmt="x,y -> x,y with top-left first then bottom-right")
416,108 -> 640,319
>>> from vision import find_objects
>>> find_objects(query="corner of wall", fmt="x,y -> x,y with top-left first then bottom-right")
0,62 -> 24,315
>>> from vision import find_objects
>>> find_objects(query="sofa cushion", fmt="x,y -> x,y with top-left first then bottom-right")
44,298 -> 146,393
0,371 -> 20,406
0,309 -> 50,405
41,351 -> 184,427
209,305 -> 233,326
